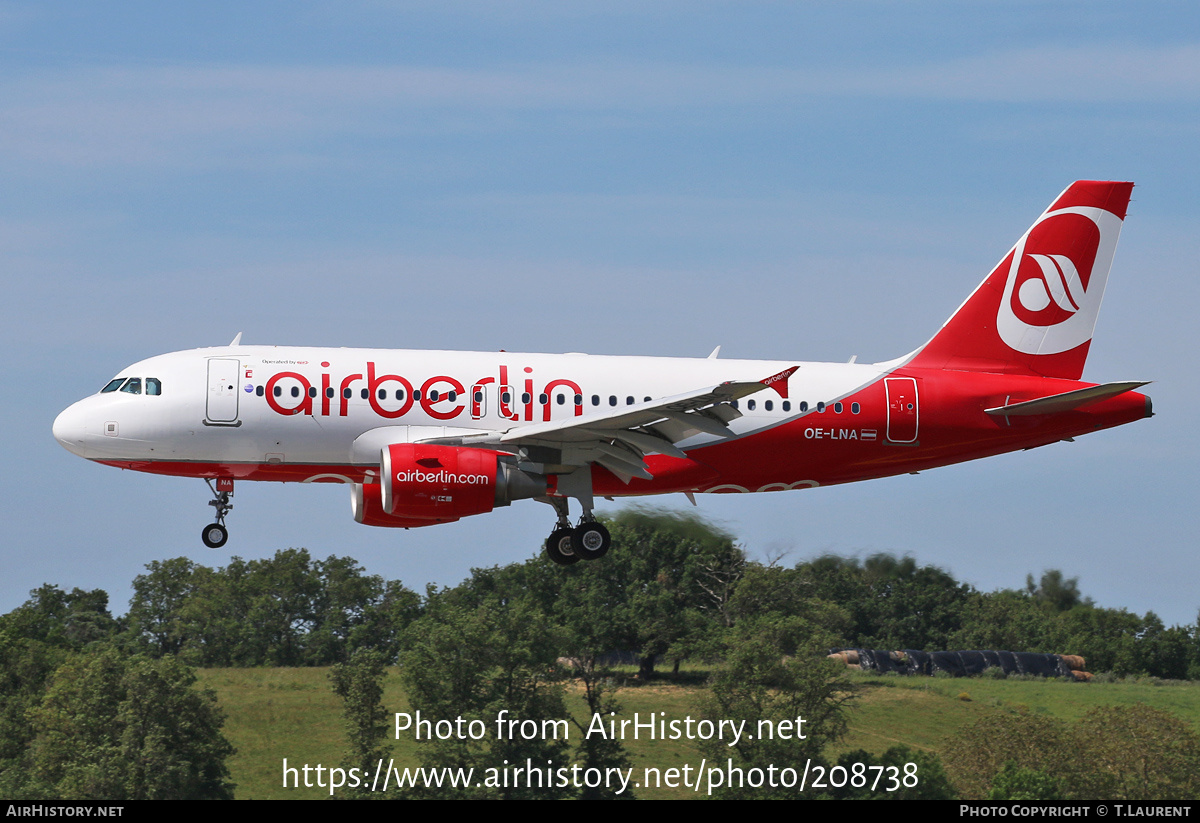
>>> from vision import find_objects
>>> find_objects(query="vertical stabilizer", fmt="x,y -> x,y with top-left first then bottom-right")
908,181 -> 1133,380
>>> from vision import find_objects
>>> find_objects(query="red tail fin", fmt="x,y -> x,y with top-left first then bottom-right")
908,181 -> 1133,380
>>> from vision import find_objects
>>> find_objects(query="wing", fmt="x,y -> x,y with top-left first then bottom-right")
417,366 -> 798,483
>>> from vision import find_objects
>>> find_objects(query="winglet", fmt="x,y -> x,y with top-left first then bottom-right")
760,366 -> 799,399
229,332 -> 243,346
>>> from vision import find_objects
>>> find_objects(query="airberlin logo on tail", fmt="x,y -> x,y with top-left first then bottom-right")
996,206 -> 1124,355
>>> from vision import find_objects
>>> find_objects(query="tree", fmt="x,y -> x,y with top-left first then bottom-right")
942,712 -> 1076,799
1026,569 -> 1090,613
22,647 -> 235,800
124,551 -> 420,666
0,637 -> 69,794
399,592 -> 572,799
604,509 -> 746,678
943,705 -> 1200,800
330,649 -> 391,795
699,616 -> 855,799
0,584 -> 118,650
987,762 -> 1065,801
125,558 -> 210,656
1073,705 -> 1200,800
799,554 -> 972,650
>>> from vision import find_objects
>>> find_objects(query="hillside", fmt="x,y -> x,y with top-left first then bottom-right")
198,667 -> 1200,800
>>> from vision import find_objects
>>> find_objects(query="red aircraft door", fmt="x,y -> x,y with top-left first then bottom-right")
885,377 -> 919,443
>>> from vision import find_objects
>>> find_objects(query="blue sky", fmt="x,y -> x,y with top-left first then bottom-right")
4,2 -> 1198,625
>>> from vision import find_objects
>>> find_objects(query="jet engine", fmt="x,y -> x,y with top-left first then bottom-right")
353,443 -> 546,527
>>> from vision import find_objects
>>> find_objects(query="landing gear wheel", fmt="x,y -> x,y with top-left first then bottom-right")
201,523 -> 228,549
572,522 -> 611,561
545,527 -> 580,566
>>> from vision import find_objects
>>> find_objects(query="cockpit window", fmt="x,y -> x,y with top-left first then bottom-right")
146,378 -> 162,396
101,378 -> 126,393
120,378 -> 142,395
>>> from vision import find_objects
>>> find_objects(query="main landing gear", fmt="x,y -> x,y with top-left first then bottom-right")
201,478 -> 233,549
541,494 -> 611,566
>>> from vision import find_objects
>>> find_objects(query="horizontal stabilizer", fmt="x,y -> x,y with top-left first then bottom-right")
985,381 -> 1149,417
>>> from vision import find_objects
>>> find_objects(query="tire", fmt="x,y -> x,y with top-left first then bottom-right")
545,528 -> 579,566
572,522 -> 610,560
201,523 -> 228,549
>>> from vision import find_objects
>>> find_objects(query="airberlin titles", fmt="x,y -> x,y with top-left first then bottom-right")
260,362 -> 584,423
256,359 -> 882,441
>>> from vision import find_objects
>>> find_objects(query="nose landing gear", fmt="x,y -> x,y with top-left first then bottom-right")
201,478 -> 233,549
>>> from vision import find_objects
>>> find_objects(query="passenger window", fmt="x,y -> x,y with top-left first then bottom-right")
731,400 -> 739,409
474,391 -> 483,403
817,402 -> 825,412
101,378 -> 126,393
783,401 -> 791,412
395,390 -> 404,400
257,386 -> 265,397
325,387 -> 334,398
430,390 -> 440,402
291,386 -> 300,398
747,399 -> 756,411
800,401 -> 808,412
609,396 -> 617,406
360,389 -> 369,400
343,388 -> 352,399
121,378 -> 142,395
591,395 -> 600,406
308,387 -> 317,398
448,391 -> 457,402
851,402 -> 860,414
539,393 -> 548,404
573,394 -> 582,406
834,402 -> 843,413
626,396 -> 634,405
146,378 -> 162,396
521,392 -> 531,404
274,386 -> 282,397
644,396 -> 651,403
765,400 -> 773,411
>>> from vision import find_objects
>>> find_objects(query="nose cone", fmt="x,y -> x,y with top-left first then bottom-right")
53,401 -> 92,457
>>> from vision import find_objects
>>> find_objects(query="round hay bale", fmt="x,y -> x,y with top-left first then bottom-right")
1061,654 -> 1086,671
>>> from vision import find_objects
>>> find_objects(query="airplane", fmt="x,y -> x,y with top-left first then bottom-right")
53,181 -> 1152,565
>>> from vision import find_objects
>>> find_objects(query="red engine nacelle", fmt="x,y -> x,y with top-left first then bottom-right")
353,444 -> 546,527
352,482 -> 458,528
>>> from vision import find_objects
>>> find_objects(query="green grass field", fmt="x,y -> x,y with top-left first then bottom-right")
197,667 -> 1200,800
